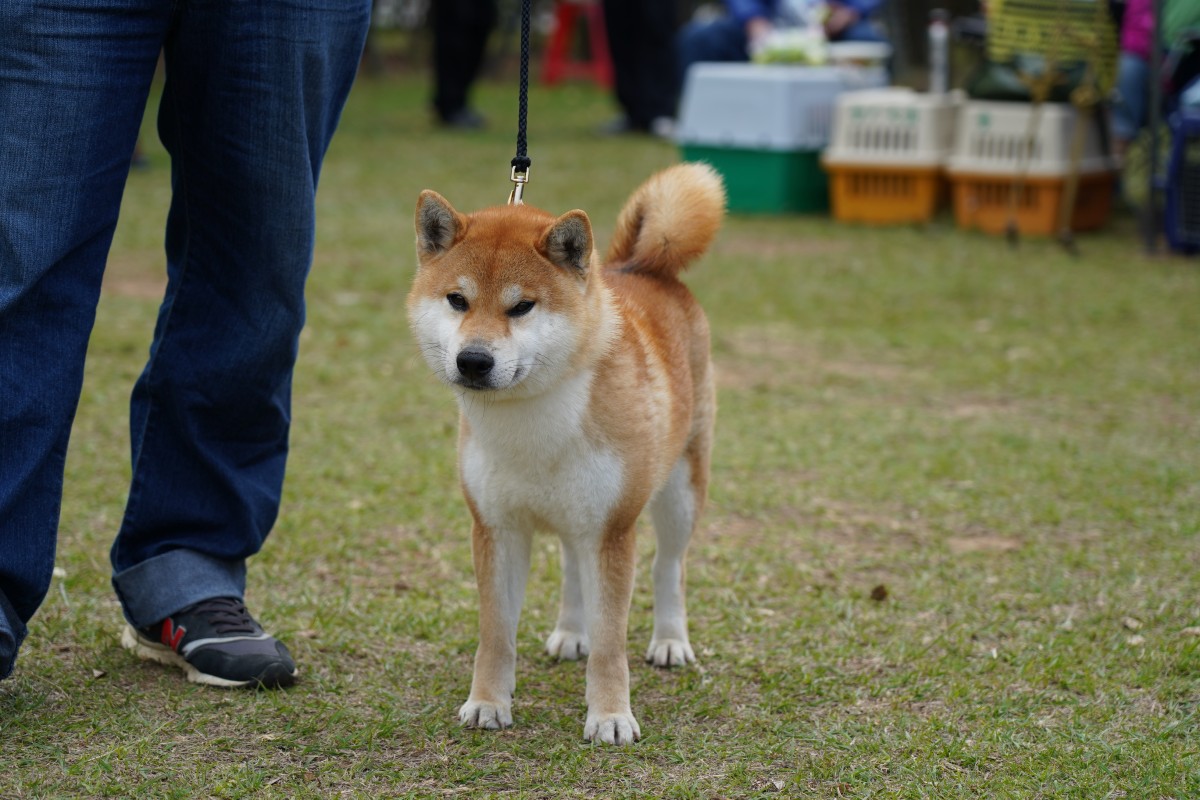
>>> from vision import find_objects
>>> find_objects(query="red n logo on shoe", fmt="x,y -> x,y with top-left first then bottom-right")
161,619 -> 186,651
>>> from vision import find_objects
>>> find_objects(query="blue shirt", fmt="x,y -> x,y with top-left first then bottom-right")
725,0 -> 884,25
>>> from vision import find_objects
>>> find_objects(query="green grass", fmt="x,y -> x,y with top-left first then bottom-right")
3,73 -> 1199,798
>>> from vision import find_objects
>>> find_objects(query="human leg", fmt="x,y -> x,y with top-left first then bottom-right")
1112,52 -> 1150,153
431,0 -> 497,124
832,18 -> 888,43
676,16 -> 748,89
110,0 -> 370,635
602,0 -> 679,130
0,0 -> 169,679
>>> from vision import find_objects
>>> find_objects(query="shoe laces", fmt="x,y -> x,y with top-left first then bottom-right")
184,596 -> 258,635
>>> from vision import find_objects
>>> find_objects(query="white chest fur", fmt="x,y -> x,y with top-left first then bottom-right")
459,369 -> 624,538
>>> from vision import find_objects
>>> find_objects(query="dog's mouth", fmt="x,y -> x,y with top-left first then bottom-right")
452,374 -> 524,392
452,353 -> 526,392
454,375 -> 495,391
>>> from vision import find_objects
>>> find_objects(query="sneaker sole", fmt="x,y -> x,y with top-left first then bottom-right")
120,625 -> 297,689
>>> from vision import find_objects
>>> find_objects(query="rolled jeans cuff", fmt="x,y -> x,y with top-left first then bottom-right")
112,549 -> 247,628
0,589 -> 26,680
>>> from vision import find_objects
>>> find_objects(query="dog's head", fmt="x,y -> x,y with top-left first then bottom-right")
407,190 -> 604,396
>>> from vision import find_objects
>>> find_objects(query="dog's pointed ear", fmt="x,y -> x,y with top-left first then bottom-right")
415,190 -> 466,257
540,210 -> 593,276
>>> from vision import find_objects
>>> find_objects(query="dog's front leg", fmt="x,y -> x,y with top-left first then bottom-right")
580,521 -> 640,745
459,520 -> 532,730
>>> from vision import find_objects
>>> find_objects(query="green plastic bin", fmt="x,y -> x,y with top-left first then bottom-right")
680,145 -> 829,214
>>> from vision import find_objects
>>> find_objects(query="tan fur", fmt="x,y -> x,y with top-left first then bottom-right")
606,161 -> 725,276
407,163 -> 725,745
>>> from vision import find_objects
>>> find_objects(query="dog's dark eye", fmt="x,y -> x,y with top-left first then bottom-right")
507,300 -> 535,318
447,293 -> 468,312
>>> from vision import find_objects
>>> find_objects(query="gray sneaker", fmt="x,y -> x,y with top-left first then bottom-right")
121,596 -> 297,688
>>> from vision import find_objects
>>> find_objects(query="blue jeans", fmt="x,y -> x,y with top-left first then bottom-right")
0,0 -> 371,679
1112,52 -> 1150,143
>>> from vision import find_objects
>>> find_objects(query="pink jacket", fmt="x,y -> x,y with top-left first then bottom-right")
1121,0 -> 1153,60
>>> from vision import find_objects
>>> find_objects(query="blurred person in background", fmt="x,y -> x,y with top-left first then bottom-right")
1111,0 -> 1200,159
601,0 -> 681,138
432,0 -> 498,128
677,0 -> 888,80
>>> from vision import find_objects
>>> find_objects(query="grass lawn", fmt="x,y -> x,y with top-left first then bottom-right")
2,72 -> 1198,799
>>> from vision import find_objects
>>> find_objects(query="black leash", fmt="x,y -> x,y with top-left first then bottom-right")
507,0 -> 532,204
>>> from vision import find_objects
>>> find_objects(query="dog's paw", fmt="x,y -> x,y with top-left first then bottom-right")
645,637 -> 695,668
458,699 -> 513,730
546,629 -> 590,661
584,711 -> 641,745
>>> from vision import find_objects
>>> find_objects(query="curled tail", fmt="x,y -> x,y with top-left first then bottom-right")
606,162 -> 726,278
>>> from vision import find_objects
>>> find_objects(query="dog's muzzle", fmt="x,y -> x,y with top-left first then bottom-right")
456,348 -> 495,388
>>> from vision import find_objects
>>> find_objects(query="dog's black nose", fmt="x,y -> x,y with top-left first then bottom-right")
456,349 -> 494,380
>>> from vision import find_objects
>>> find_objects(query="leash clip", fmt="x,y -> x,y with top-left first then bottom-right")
508,164 -> 530,205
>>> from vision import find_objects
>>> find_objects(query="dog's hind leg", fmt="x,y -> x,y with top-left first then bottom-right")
546,538 -> 590,660
646,438 -> 708,668
459,521 -> 533,730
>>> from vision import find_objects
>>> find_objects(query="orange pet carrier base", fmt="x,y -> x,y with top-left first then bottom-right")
949,170 -> 1115,236
824,163 -> 946,224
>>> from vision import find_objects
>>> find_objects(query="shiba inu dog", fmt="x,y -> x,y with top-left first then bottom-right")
407,163 -> 725,745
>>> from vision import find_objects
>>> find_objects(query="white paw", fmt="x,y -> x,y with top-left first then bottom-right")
458,699 -> 513,730
645,637 -> 695,668
546,629 -> 590,661
584,711 -> 641,745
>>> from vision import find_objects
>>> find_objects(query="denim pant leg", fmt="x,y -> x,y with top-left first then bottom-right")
110,0 -> 370,628
834,19 -> 888,44
0,1 -> 169,679
677,17 -> 749,89
1112,52 -> 1150,143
